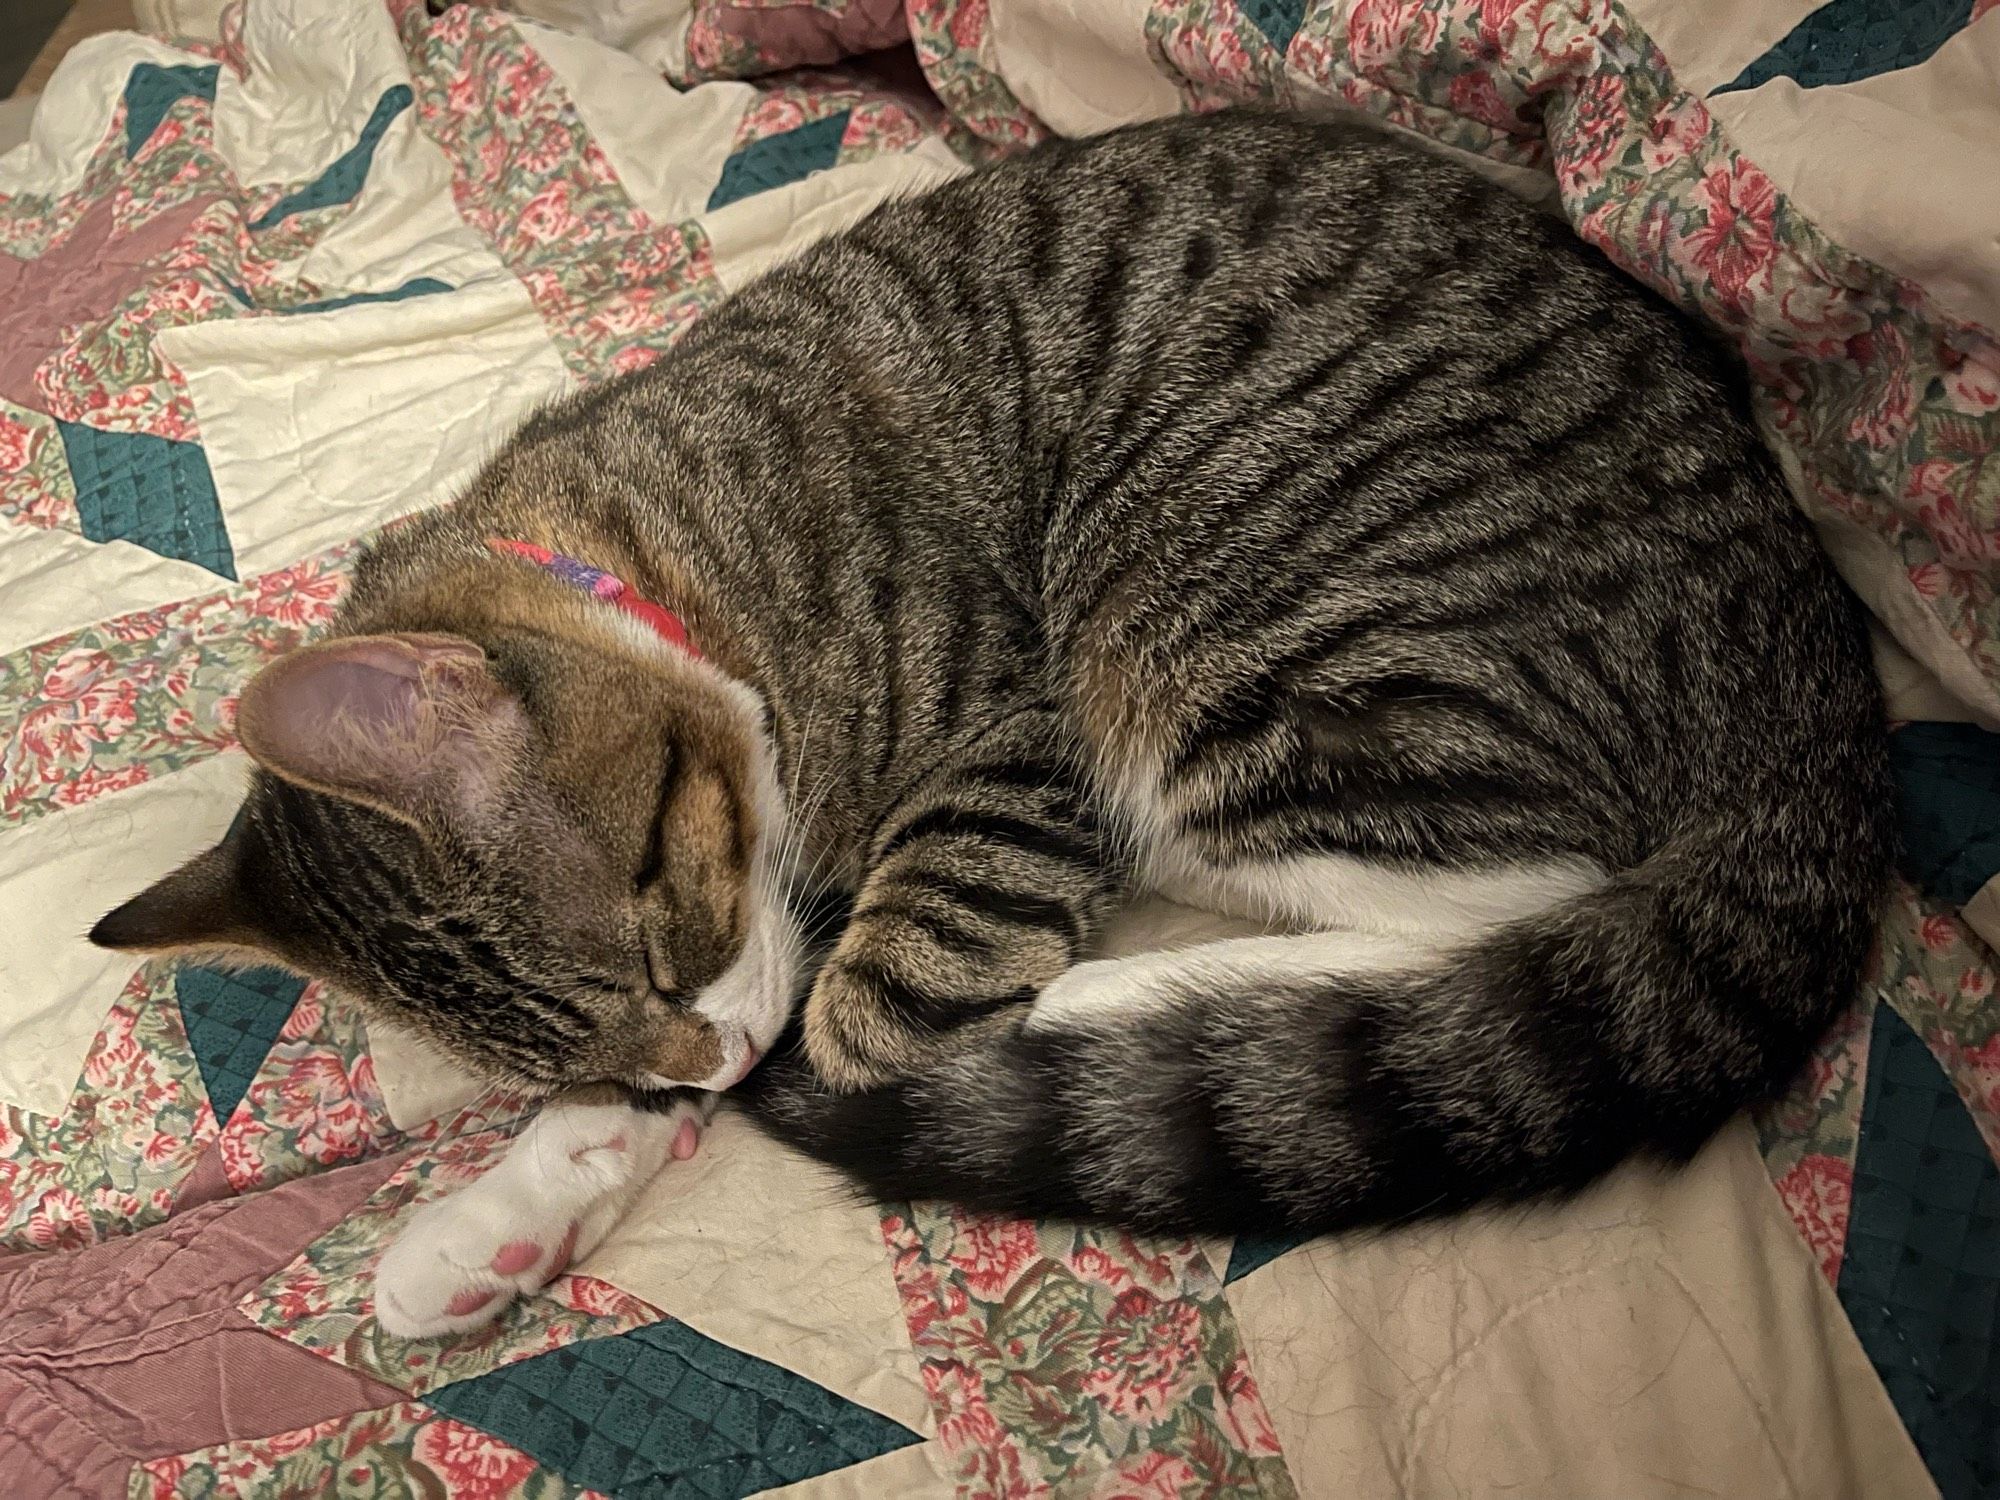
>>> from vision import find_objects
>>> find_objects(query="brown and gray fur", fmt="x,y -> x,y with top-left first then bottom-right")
94,110 -> 1893,1235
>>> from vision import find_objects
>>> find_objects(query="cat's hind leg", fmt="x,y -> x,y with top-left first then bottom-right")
373,1092 -> 709,1339
1034,838 -> 1604,1032
1029,927 -> 1419,1031
1143,841 -> 1606,941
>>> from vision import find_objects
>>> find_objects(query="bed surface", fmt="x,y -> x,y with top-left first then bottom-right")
0,1 -> 1995,1494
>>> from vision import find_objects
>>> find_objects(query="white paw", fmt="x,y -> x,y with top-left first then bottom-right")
373,1096 -> 707,1339
1028,955 -> 1177,1032
1027,930 -> 1428,1037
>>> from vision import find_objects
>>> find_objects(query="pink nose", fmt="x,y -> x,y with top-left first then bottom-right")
721,1039 -> 762,1090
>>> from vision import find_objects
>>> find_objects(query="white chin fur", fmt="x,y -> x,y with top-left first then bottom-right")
658,664 -> 802,1091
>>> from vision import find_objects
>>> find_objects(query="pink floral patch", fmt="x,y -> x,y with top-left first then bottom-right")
412,1414 -> 539,1499
398,5 -> 724,379
556,1272 -> 658,1322
882,1205 -> 1291,1489
1964,1032 -> 2000,1139
1874,887 -> 2000,1165
1080,1287 -> 1206,1425
1216,1351 -> 1283,1457
138,1399 -> 559,1500
1943,342 -> 2000,416
1347,0 -> 1433,74
20,1183 -> 93,1251
1686,156 -> 1780,310
218,985 -> 400,1194
1094,1449 -> 1204,1500
1774,1153 -> 1855,1284
946,1216 -> 1042,1298
1552,72 -> 1624,196
0,540 -> 355,830
0,410 -> 34,472
0,964 -> 216,1253
0,401 -> 75,530
908,0 -> 1047,152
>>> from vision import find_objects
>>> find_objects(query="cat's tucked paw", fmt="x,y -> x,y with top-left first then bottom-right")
373,1096 -> 706,1339
802,962 -> 923,1092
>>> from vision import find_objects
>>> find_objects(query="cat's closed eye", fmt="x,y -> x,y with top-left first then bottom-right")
642,943 -> 681,1003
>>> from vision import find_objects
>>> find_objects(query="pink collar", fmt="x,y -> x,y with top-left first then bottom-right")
486,538 -> 700,658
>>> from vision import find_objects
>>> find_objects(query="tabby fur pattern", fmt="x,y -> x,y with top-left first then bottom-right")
95,109 -> 1892,1243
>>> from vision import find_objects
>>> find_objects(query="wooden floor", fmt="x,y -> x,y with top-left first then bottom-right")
8,0 -> 138,99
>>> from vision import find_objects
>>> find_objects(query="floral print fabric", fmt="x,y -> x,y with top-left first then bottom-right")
0,5 -> 1291,1494
884,1207 -> 1293,1497
3,0 -> 1997,1494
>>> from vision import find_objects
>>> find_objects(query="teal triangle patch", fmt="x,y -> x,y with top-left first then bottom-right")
1891,721 -> 2000,909
123,63 -> 220,160
57,420 -> 234,579
1225,1230 -> 1315,1284
283,276 -> 453,315
1838,1000 -> 2000,1499
707,110 -> 852,213
425,1314 -> 922,1497
248,85 -> 414,231
1240,0 -> 1307,54
1716,0 -> 1977,95
175,964 -> 307,1127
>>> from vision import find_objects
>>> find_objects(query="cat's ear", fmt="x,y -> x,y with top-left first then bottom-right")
89,837 -> 258,955
235,633 -> 525,824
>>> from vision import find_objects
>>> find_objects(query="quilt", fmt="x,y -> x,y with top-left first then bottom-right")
0,0 -> 1994,1495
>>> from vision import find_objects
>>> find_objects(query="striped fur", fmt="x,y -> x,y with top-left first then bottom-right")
95,110 -> 1891,1235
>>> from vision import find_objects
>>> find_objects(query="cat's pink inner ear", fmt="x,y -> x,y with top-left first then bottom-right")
237,633 -> 518,819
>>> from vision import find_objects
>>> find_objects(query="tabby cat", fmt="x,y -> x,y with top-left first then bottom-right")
93,110 -> 1892,1337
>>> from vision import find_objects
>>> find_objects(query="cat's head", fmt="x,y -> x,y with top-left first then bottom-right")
88,530 -> 801,1100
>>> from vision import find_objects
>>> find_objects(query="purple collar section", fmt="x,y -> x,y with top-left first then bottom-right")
486,538 -> 699,657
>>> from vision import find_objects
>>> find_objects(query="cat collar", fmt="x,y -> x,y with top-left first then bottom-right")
485,538 -> 700,658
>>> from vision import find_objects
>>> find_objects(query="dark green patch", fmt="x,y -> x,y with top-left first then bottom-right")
1890,721 -> 2000,908
283,276 -> 454,315
426,1314 -> 922,1497
1838,1001 -> 2000,1500
122,63 -> 220,160
1717,0 -> 1977,95
248,85 -> 414,230
176,964 -> 308,1127
1241,0 -> 1308,55
1225,1230 -> 1315,1283
707,111 -> 852,213
58,421 -> 235,579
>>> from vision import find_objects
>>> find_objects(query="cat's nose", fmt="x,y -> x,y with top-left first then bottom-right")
642,1020 -> 762,1092
719,1037 -> 762,1089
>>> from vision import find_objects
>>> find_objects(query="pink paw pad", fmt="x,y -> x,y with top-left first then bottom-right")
671,1118 -> 700,1161
444,1287 -> 500,1318
490,1239 -> 545,1277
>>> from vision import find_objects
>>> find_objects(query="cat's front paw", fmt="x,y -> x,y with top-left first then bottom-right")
802,962 -> 920,1092
373,1096 -> 708,1339
374,1179 -> 593,1339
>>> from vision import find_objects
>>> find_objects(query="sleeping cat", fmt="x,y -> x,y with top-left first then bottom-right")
91,109 -> 1892,1337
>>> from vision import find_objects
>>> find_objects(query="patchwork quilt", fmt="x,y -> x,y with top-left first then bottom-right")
0,0 -> 1995,1496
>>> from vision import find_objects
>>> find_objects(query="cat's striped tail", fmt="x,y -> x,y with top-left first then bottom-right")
744,791 -> 1892,1235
